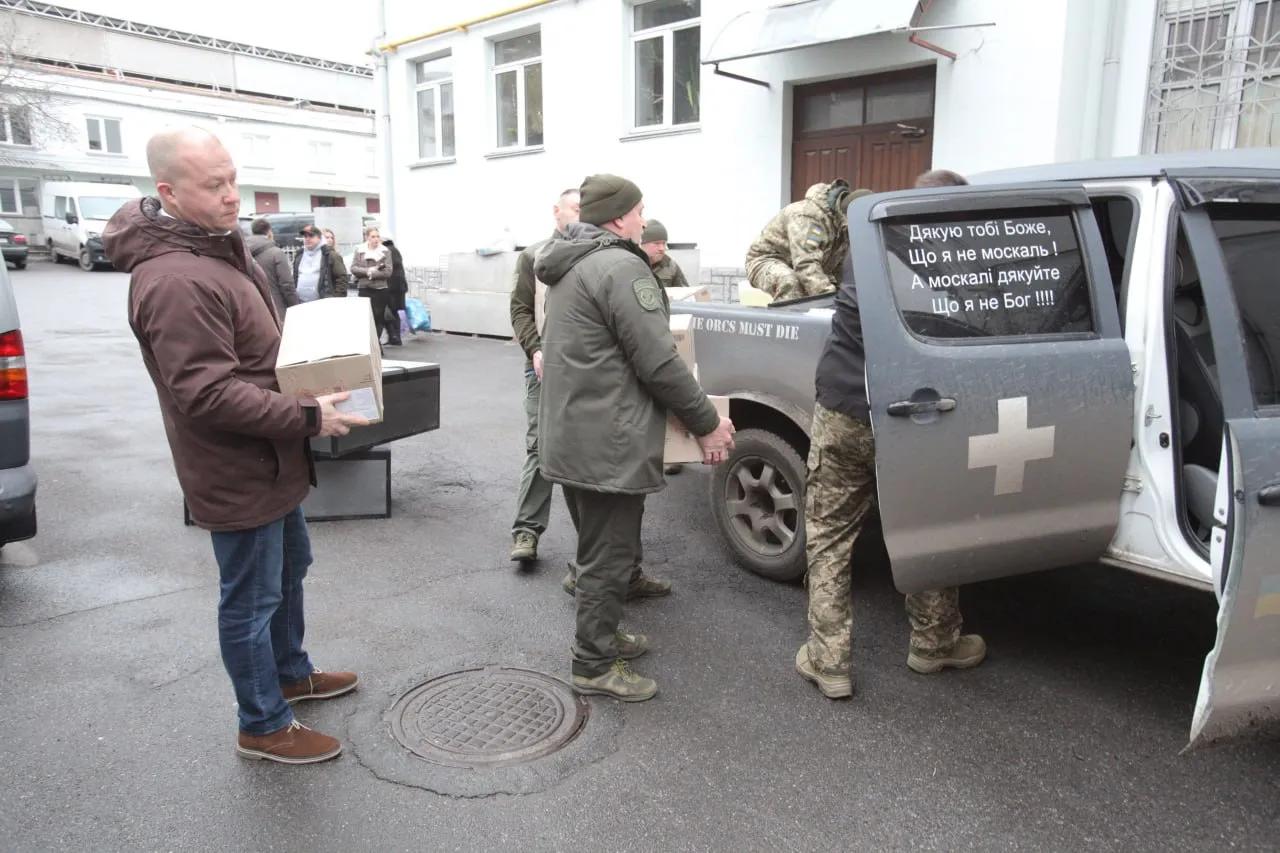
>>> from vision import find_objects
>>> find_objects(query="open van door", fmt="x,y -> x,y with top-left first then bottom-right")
846,185 -> 1134,592
1172,175 -> 1280,747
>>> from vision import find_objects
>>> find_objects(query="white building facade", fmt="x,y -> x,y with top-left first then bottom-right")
0,0 -> 381,248
375,0 -> 1279,283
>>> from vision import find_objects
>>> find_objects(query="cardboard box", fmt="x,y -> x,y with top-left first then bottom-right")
665,285 -> 711,302
534,277 -> 548,334
663,312 -> 728,464
665,395 -> 730,464
275,296 -> 384,424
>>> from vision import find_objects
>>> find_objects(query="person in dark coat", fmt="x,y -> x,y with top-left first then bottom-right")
381,233 -> 408,346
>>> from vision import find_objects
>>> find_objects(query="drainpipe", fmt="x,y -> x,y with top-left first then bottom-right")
1095,0 -> 1126,158
374,0 -> 396,237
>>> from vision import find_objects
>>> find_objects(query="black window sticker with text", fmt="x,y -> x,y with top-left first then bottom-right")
881,210 -> 1095,339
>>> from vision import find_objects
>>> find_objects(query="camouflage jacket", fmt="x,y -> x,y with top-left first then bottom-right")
650,253 -> 690,289
744,181 -> 850,298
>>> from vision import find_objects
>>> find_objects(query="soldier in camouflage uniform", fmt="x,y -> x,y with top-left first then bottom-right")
639,219 -> 690,289
744,180 -> 871,302
795,168 -> 986,699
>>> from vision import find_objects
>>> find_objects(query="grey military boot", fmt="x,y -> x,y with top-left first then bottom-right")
510,531 -> 538,562
794,644 -> 853,699
571,659 -> 658,702
615,629 -> 649,660
907,634 -> 987,674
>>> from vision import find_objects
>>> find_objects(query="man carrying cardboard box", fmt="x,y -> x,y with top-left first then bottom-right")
534,173 -> 737,702
104,127 -> 370,766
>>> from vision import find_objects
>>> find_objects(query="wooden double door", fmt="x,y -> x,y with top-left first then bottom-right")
791,67 -> 936,201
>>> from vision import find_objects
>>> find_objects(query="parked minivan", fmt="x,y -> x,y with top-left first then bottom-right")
42,181 -> 141,271
0,259 -> 35,548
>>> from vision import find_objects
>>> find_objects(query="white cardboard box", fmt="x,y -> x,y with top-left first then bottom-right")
664,312 -> 727,464
665,284 -> 711,302
275,296 -> 384,424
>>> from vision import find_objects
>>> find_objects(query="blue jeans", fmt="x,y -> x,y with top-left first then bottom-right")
210,505 -> 315,735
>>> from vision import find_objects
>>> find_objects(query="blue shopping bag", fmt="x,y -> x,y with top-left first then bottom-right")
405,297 -> 431,332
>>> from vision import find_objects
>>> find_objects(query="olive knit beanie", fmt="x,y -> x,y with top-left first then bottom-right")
641,219 -> 668,243
579,174 -> 644,225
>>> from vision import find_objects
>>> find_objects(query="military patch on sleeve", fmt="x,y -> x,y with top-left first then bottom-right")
803,224 -> 825,249
632,276 -> 662,311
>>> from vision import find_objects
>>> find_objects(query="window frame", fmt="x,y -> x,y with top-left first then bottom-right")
629,0 -> 702,133
308,140 -> 335,174
412,51 -> 456,162
1146,0 -> 1280,152
241,133 -> 272,168
490,30 -> 543,152
0,107 -> 32,147
0,177 -> 31,215
85,115 -> 124,155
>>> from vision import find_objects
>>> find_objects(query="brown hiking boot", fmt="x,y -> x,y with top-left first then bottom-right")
281,669 -> 359,705
795,644 -> 853,699
907,634 -> 987,674
236,720 -> 341,764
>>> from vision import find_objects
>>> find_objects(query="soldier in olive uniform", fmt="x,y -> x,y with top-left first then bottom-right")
639,219 -> 690,289
795,168 -> 986,700
745,180 -> 871,302
535,174 -> 737,701
507,187 -> 580,563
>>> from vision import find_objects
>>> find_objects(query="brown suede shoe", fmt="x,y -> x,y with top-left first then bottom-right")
281,669 -> 360,705
236,720 -> 341,764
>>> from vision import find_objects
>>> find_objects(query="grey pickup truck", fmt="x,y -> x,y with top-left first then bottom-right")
671,147 -> 1280,747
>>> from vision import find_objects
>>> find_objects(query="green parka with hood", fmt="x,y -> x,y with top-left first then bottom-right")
533,221 -> 720,494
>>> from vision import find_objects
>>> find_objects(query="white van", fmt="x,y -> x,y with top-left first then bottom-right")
41,181 -> 141,271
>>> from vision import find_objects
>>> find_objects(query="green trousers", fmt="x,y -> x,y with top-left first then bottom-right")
512,371 -> 554,538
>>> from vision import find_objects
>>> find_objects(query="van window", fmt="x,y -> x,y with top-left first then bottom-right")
54,196 -> 65,218
1208,203 -> 1280,408
77,196 -> 127,220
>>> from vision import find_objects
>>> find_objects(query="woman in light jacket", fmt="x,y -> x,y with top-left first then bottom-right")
350,225 -> 392,346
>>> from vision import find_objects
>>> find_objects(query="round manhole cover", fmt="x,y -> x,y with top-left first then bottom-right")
388,666 -> 589,768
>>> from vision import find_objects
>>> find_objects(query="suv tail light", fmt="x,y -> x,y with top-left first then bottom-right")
13,234 -> 26,244
0,329 -> 28,400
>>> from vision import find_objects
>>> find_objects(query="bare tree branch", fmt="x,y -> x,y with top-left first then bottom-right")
0,11 -> 74,146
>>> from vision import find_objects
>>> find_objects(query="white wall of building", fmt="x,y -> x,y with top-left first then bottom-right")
380,0 -> 1165,273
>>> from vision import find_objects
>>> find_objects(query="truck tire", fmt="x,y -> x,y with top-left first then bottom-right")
709,427 -> 807,582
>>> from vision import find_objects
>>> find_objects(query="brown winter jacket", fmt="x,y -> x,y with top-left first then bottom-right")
102,197 -> 322,532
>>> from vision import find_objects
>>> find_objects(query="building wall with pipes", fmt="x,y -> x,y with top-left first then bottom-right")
377,0 -> 1162,276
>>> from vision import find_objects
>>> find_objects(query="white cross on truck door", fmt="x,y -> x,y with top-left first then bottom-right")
847,184 -> 1134,594
967,396 -> 1056,496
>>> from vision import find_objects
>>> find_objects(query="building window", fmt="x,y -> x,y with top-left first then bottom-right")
310,195 -> 346,208
1145,0 -> 1280,152
631,0 -> 701,130
0,108 -> 32,146
492,31 -> 543,149
366,197 -> 381,214
0,177 -> 38,215
309,141 -> 335,173
242,134 -> 272,168
414,52 -> 456,160
86,116 -> 123,154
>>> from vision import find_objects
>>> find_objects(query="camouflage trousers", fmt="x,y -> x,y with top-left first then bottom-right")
803,402 -> 962,673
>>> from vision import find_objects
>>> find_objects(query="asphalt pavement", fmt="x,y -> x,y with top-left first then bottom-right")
0,259 -> 1276,852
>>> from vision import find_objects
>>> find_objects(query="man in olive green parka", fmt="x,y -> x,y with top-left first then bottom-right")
535,173 -> 737,702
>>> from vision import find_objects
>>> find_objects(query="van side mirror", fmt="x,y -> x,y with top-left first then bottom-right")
66,213 -> 78,225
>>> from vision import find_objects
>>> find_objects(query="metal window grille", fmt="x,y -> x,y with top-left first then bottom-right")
1145,0 -> 1280,152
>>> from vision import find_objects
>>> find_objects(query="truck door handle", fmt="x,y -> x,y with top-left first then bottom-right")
887,397 -> 957,417
1258,484 -> 1280,506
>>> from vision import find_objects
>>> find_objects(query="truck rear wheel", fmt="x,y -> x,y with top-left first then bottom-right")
709,427 -> 807,582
